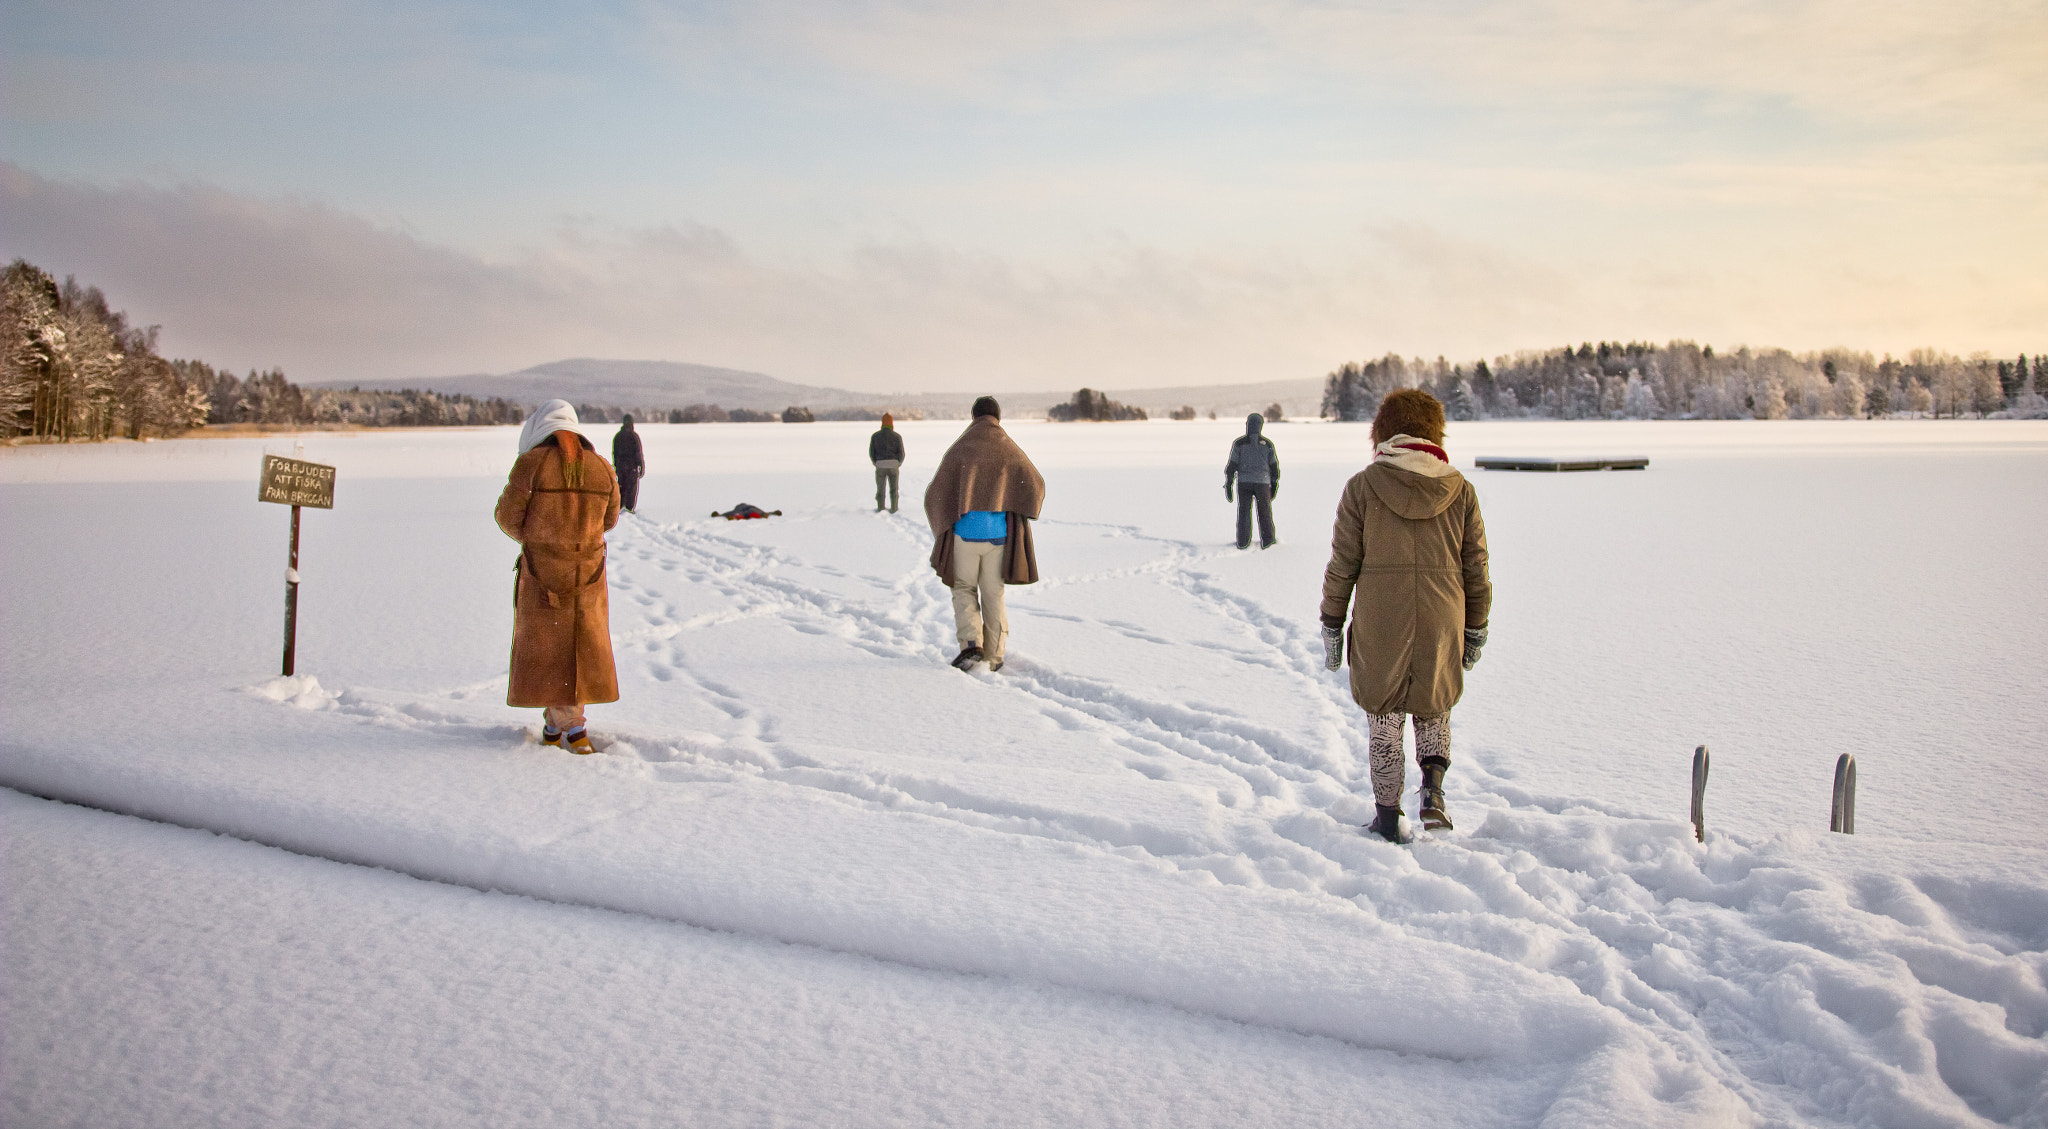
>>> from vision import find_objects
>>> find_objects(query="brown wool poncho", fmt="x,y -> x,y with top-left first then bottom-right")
923,416 -> 1046,585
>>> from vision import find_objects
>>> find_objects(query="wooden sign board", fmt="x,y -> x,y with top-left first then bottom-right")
259,455 -> 336,509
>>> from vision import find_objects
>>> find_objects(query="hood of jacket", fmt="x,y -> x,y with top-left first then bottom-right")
1244,412 -> 1263,438
1364,449 -> 1464,519
518,399 -> 584,454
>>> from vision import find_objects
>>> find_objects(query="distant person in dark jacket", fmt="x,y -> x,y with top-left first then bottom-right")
1224,413 -> 1280,549
869,413 -> 905,512
612,415 -> 645,512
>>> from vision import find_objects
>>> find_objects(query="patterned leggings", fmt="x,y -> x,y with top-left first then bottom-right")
1366,712 -> 1450,807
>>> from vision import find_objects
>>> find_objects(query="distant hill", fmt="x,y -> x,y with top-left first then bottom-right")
310,359 -> 853,411
310,358 -> 1326,420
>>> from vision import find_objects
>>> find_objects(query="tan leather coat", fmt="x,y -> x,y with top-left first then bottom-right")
1320,460 -> 1491,716
495,435 -> 621,707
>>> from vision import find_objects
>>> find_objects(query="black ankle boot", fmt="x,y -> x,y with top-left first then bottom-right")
1425,758 -> 1458,831
1368,803 -> 1413,844
1419,763 -> 1452,831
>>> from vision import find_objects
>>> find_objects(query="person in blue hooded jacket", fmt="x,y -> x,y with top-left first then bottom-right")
1224,413 -> 1280,549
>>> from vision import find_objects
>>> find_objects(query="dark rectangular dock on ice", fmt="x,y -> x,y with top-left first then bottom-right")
1474,456 -> 1650,472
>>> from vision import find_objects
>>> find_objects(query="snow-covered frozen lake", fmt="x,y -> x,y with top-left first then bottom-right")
4,418 -> 2045,1127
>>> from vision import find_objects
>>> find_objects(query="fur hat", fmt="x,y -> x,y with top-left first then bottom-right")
971,396 -> 1001,420
1372,389 -> 1446,444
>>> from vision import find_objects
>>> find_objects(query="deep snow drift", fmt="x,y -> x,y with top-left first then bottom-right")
3,419 -> 2045,1128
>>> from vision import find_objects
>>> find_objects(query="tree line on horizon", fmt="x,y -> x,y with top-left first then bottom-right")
1048,388 -> 1148,421
1322,341 -> 2047,423
12,260 -> 2045,443
0,258 -> 917,440
636,404 -> 922,424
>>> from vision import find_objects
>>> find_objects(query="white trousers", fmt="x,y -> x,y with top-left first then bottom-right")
950,535 -> 1008,662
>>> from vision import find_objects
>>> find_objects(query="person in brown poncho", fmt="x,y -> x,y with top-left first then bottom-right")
924,397 -> 1045,672
495,400 -> 622,754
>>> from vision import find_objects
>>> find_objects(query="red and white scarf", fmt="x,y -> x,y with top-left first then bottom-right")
1372,434 -> 1456,478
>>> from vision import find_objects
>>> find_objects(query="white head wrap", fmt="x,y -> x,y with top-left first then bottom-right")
517,399 -> 583,454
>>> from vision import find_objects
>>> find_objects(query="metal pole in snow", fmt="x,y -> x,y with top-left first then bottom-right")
1690,745 -> 1709,843
282,504 -> 300,676
1831,754 -> 1856,833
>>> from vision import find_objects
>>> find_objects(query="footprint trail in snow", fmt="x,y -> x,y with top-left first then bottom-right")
295,505 -> 2048,1128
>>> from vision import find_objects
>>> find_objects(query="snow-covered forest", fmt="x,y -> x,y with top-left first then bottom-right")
1324,342 -> 2048,422
1,259 -> 523,439
0,259 -> 212,440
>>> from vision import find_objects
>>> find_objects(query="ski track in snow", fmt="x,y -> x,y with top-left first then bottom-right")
242,505 -> 2048,1128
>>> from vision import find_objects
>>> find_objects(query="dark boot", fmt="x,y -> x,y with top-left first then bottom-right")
950,646 -> 983,671
1419,761 -> 1452,831
1368,803 -> 1412,844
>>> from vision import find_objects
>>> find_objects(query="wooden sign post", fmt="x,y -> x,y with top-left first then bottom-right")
258,455 -> 336,675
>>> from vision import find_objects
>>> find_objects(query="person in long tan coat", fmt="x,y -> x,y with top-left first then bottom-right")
924,396 -> 1044,672
495,400 -> 621,754
1319,389 -> 1490,843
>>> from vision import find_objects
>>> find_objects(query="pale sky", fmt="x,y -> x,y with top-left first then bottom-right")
3,0 -> 2043,391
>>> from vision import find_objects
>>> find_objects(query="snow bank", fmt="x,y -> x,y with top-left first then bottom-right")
0,724 -> 1674,1079
5,790 -> 1571,1129
248,674 -> 341,710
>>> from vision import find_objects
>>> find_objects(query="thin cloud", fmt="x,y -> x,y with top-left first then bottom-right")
3,162 -> 2037,392
0,163 -> 1571,387
634,0 -> 2048,148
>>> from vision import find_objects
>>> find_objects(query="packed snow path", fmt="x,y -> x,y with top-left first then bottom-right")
5,420 -> 2046,1127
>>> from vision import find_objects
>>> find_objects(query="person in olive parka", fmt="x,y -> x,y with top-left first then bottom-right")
1319,389 -> 1491,844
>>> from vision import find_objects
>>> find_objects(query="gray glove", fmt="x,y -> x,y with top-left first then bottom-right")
1224,482 -> 1234,502
1462,626 -> 1488,671
1322,623 -> 1345,671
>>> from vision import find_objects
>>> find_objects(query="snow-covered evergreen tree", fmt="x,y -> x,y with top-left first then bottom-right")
1446,378 -> 1477,421
1622,372 -> 1660,419
1753,378 -> 1788,420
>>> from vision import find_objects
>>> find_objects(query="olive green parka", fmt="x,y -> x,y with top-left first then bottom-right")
1320,452 -> 1491,717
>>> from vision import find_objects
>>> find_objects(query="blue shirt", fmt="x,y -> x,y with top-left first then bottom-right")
954,510 -> 1007,542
